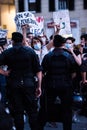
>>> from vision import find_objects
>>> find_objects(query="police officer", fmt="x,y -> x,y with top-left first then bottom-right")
38,35 -> 76,130
0,32 -> 42,130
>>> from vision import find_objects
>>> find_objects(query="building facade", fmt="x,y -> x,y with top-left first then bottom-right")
0,0 -> 16,38
15,0 -> 87,43
0,0 -> 87,42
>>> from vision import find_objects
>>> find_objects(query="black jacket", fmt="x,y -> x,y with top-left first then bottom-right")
0,44 -> 42,88
41,48 -> 76,88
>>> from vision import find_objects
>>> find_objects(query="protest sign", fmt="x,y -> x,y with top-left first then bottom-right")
0,29 -> 8,38
53,10 -> 71,36
14,11 -> 39,32
29,16 -> 44,36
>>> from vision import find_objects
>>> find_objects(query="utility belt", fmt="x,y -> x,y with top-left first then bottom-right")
7,72 -> 36,89
46,74 -> 71,80
43,75 -> 72,89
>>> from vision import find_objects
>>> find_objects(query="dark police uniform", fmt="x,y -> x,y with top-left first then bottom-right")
0,43 -> 42,130
38,48 -> 76,130
80,53 -> 87,116
0,101 -> 13,130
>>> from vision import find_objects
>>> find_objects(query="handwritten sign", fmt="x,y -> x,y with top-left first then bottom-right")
29,16 -> 44,36
0,29 -> 8,38
53,10 -> 71,36
14,11 -> 38,31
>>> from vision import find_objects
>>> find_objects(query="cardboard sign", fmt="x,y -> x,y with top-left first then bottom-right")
29,16 -> 44,36
14,11 -> 38,31
53,10 -> 71,36
0,29 -> 8,38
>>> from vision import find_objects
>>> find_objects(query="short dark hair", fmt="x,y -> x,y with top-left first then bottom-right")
27,32 -> 33,35
31,36 -> 43,48
12,32 -> 23,43
53,35 -> 66,47
80,34 -> 87,41
66,37 -> 75,43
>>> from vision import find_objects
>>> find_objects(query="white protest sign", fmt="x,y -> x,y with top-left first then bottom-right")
29,16 -> 44,36
14,11 -> 39,32
0,29 -> 8,38
53,10 -> 71,36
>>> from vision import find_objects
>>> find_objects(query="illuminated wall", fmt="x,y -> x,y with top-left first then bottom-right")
0,4 -> 16,38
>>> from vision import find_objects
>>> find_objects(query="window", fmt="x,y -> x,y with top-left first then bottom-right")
67,0 -> 75,11
83,0 -> 87,9
28,0 -> 41,13
58,0 -> 67,10
49,0 -> 55,12
18,0 -> 24,12
49,0 -> 68,12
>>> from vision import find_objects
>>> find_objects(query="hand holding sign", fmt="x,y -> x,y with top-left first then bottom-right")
53,10 -> 71,36
21,24 -> 31,32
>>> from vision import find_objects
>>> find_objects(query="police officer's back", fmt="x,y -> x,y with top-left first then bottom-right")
38,35 -> 76,130
0,32 -> 42,130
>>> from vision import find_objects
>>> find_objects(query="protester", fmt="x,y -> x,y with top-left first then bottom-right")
31,36 -> 48,64
0,32 -> 42,130
38,34 -> 77,130
64,36 -> 82,123
80,34 -> 87,117
80,33 -> 87,54
81,53 -> 87,83
80,34 -> 87,84
22,25 -> 32,47
65,37 -> 82,91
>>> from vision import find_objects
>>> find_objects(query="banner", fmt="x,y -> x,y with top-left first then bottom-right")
53,10 -> 71,36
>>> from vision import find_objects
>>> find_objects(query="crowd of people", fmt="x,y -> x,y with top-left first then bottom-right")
0,24 -> 87,130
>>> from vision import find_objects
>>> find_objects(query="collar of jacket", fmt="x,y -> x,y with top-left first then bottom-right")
13,42 -> 22,47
